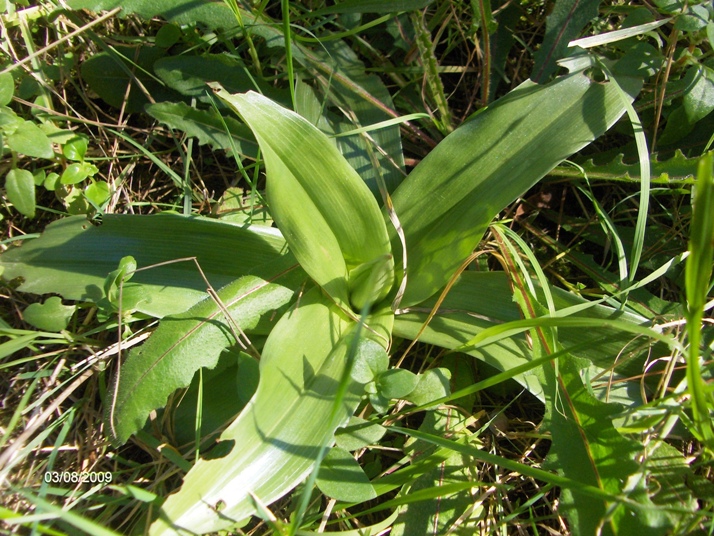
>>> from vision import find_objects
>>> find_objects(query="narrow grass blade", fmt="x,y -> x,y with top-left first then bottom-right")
684,153 -> 714,451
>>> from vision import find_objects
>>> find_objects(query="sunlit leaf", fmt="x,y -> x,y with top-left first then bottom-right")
390,72 -> 641,307
0,72 -> 14,106
23,297 -> 76,332
5,168 -> 36,218
6,121 -> 54,159
108,275 -> 293,445
151,288 -> 361,534
214,88 -> 394,310
0,215 -> 301,318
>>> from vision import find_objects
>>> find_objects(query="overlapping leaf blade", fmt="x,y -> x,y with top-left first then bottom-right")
0,214 -> 300,318
151,287 -> 361,535
107,276 -> 293,445
390,72 -> 641,307
393,271 -> 658,401
214,88 -> 393,309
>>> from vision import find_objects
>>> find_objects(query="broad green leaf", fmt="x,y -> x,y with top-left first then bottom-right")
309,41 -> 407,197
6,121 -> 54,159
67,0 -> 236,29
543,357 -> 669,535
506,265 -> 668,535
393,271 -> 657,401
390,72 -> 641,307
377,368 -> 419,399
403,368 -> 451,407
22,297 -> 76,332
5,168 -> 36,218
60,162 -> 98,185
0,214 -> 301,318
155,23 -> 181,48
350,338 -> 389,383
171,349 -> 259,447
335,416 -> 387,451
215,88 -> 394,310
62,136 -> 88,161
0,72 -> 13,106
43,172 -> 60,190
530,0 -> 602,82
154,55 -> 287,104
151,288 -> 361,535
674,4 -> 709,31
659,66 -> 714,145
146,102 -> 257,157
108,275 -> 292,445
0,105 -> 22,133
316,447 -> 377,502
84,180 -> 110,207
32,170 -> 46,187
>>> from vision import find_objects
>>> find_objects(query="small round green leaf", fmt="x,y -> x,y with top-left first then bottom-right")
7,121 -> 54,159
351,338 -> 388,384
85,180 -> 110,207
43,172 -> 60,190
5,168 -> 36,218
404,368 -> 452,407
155,23 -> 181,48
0,72 -> 14,106
23,296 -> 76,332
316,447 -> 377,503
335,416 -> 387,451
376,368 -> 419,399
62,136 -> 88,161
57,185 -> 90,214
32,169 -> 46,186
60,162 -> 97,185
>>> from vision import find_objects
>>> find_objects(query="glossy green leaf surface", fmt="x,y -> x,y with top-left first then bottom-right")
22,297 -> 76,332
215,89 -> 393,309
5,168 -> 36,218
6,121 -> 54,159
390,72 -> 641,307
0,215 -> 300,318
151,288 -> 361,534
108,276 -> 293,445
